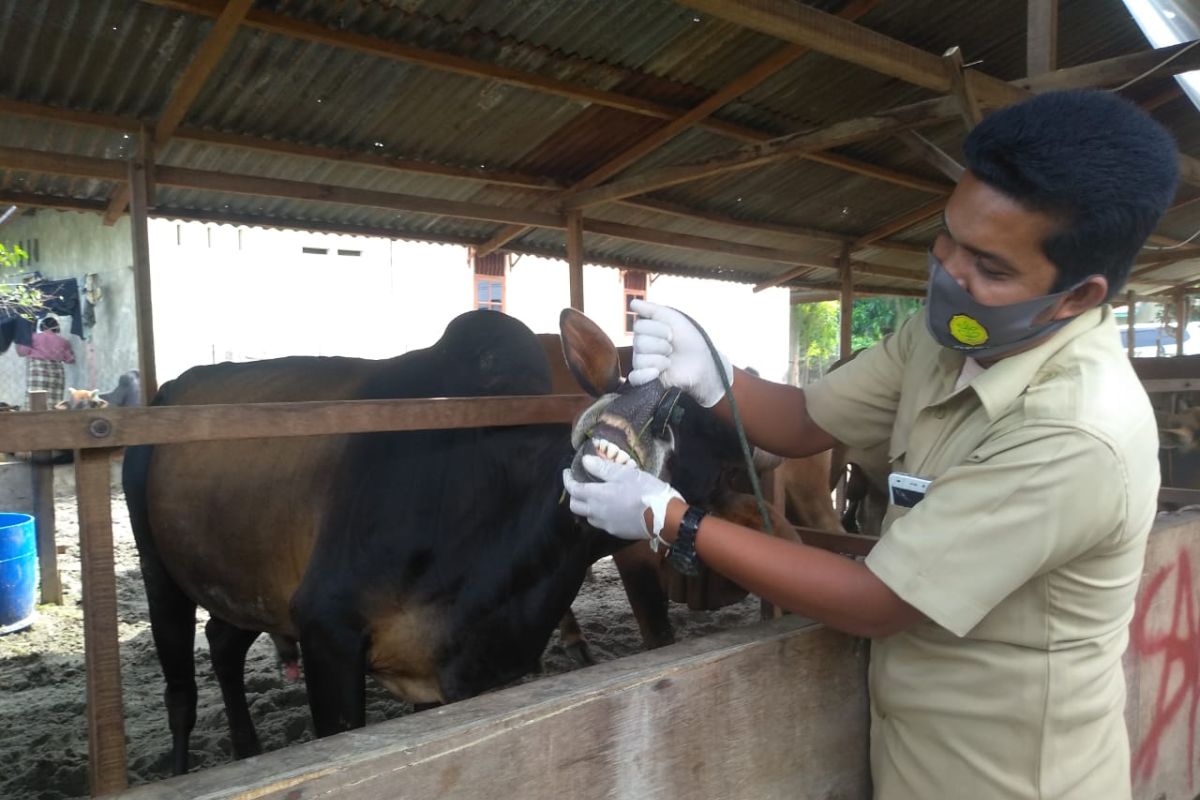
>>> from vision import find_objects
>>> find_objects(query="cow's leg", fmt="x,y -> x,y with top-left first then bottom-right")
556,608 -> 594,665
293,603 -> 367,737
205,617 -> 263,760
612,546 -> 674,649
139,558 -> 199,775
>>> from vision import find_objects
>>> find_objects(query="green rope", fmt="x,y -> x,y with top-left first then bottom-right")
678,310 -> 774,536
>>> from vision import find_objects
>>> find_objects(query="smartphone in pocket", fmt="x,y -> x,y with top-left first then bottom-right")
888,472 -> 931,509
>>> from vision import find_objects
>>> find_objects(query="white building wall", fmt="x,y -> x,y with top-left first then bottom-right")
1,212 -> 792,401
0,210 -> 138,407
647,275 -> 791,383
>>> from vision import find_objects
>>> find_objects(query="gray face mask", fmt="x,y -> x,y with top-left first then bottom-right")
924,252 -> 1084,361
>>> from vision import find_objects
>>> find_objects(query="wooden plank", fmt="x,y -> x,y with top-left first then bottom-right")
76,447 -> 128,796
804,150 -> 953,195
0,395 -> 593,453
27,390 -> 61,605
679,0 -> 1026,108
129,146 -> 159,402
566,210 -> 584,311
111,617 -> 868,799
1021,40 -> 1200,93
1026,0 -> 1058,77
894,130 -> 965,181
1142,379 -> 1200,393
584,218 -> 842,269
565,96 -> 962,209
680,0 -> 952,95
1158,487 -> 1200,506
942,46 -> 983,129
854,198 -> 947,248
1124,511 -> 1200,799
839,244 -> 854,360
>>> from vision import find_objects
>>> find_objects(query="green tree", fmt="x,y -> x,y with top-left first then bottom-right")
0,243 -> 43,318
851,296 -> 922,351
791,301 -> 839,384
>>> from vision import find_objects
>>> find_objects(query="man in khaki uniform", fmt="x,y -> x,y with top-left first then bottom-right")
563,89 -> 1179,798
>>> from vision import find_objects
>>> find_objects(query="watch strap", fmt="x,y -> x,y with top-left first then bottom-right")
667,505 -> 706,576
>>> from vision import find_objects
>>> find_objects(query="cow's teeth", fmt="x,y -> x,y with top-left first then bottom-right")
615,450 -> 630,465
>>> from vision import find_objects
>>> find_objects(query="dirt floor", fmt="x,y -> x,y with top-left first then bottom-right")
0,466 -> 762,800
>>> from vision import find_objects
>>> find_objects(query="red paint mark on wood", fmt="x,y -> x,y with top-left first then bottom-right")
1131,549 -> 1200,786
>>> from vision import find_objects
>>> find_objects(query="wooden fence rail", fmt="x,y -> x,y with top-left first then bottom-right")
7,394 -> 591,796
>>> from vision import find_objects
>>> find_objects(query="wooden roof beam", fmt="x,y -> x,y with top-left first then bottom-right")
674,0 -> 1200,189
141,0 -> 948,203
1020,40 -> 1200,93
894,131 -> 964,182
0,145 -> 867,272
471,0 -> 880,257
1026,0 -> 1058,78
565,96 -> 962,209
677,0 -> 1027,107
104,0 -> 254,224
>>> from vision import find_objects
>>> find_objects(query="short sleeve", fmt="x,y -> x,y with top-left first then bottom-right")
865,424 -> 1125,636
804,312 -> 918,450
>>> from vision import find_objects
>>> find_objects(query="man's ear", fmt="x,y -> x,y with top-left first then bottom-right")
1054,275 -> 1108,320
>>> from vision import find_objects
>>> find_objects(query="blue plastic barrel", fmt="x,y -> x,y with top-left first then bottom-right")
0,513 -> 37,634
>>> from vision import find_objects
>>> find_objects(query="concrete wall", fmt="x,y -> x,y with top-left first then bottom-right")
1,213 -> 791,398
0,210 -> 138,407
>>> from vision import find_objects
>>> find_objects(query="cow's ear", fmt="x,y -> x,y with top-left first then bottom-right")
559,308 -> 620,397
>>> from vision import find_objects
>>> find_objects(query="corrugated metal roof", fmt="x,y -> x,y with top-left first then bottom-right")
0,0 -> 1198,293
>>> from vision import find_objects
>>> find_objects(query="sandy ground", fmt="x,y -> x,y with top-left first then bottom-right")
0,470 -> 762,800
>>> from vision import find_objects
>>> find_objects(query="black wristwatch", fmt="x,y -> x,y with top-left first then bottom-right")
666,505 -> 707,577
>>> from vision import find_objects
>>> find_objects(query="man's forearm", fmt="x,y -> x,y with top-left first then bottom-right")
709,367 -> 837,458
660,498 -> 923,639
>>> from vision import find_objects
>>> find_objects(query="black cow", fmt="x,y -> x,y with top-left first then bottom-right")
125,308 -> 732,775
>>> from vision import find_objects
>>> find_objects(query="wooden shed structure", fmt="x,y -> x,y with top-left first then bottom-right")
6,0 -> 1200,797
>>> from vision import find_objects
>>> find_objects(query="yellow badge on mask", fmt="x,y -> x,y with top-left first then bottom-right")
948,314 -> 989,346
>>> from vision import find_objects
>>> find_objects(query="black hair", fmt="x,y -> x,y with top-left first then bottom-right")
963,89 -> 1179,299
39,316 -> 60,332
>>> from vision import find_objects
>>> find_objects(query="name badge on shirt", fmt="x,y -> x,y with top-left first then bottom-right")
888,472 -> 931,509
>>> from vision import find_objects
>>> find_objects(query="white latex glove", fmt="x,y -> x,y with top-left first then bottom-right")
628,299 -> 733,408
562,455 -> 682,541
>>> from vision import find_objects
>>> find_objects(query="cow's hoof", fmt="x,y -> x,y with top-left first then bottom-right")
564,640 -> 595,666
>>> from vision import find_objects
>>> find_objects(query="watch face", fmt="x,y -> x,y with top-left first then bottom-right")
667,547 -> 701,577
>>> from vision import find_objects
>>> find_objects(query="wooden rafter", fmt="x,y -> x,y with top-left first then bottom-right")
1020,39 -> 1200,93
0,146 -> 868,273
565,96 -> 962,210
141,0 -> 948,205
894,131 -> 964,182
942,46 -> 982,129
472,0 -> 880,257
1026,0 -> 1058,78
678,0 -> 1026,107
104,0 -> 255,224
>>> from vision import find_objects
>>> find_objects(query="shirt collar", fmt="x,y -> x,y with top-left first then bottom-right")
965,306 -> 1107,420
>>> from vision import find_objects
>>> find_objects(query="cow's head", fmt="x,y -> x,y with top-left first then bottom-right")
55,388 -> 109,410
559,308 -> 737,496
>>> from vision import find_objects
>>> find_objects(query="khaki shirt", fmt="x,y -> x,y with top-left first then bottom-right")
806,306 -> 1158,800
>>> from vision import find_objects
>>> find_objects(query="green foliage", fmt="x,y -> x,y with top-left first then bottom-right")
791,301 -> 839,382
850,296 -> 922,351
791,296 -> 923,383
0,243 -> 45,319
